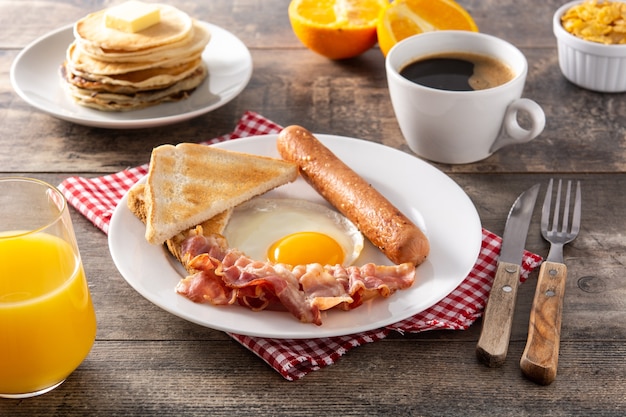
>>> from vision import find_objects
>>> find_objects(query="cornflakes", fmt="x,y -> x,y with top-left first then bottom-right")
561,0 -> 626,44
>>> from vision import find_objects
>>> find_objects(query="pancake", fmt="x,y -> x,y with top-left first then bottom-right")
74,3 -> 193,52
62,64 -> 171,95
67,41 -> 203,76
76,21 -> 211,63
63,57 -> 202,92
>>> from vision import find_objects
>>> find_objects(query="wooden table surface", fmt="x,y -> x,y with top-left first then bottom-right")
1,0 -> 625,415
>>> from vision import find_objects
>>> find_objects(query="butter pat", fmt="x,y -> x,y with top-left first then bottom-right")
104,1 -> 161,33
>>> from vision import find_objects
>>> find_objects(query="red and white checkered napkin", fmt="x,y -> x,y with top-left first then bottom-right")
59,111 -> 543,381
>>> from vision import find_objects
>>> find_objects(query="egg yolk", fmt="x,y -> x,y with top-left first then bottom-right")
267,232 -> 345,266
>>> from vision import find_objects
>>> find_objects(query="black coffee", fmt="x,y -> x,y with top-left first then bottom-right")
399,52 -> 515,91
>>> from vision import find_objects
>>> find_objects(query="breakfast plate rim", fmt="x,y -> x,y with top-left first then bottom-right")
108,134 -> 483,339
10,21 -> 253,129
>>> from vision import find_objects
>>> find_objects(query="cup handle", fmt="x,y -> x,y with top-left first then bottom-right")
489,98 -> 546,153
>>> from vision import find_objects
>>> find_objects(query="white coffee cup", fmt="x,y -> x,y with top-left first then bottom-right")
386,31 -> 545,164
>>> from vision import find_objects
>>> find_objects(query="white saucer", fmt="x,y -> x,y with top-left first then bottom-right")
10,22 -> 252,129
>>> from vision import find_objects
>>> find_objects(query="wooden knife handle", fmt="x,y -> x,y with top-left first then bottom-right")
520,260 -> 567,385
476,261 -> 521,367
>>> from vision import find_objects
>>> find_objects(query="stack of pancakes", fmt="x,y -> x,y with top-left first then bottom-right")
61,3 -> 211,111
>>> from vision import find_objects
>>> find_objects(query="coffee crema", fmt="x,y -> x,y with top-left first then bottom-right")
399,52 -> 515,91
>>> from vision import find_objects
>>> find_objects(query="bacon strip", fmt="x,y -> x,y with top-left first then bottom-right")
174,233 -> 416,325
176,256 -> 237,305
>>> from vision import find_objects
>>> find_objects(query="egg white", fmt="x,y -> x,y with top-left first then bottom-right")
222,198 -> 364,266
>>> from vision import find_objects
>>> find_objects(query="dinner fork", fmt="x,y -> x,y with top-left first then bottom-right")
520,179 -> 581,385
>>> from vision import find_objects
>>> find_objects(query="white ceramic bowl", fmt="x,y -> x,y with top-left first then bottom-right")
553,0 -> 626,92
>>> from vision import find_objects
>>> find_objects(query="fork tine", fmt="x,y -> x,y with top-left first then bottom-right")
551,179 -> 562,233
571,181 -> 582,236
561,181 -> 572,234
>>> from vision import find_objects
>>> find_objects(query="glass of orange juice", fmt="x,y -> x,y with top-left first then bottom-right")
0,177 -> 97,398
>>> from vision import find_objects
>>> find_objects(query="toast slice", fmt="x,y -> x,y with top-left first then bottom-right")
127,183 -> 232,265
143,143 -> 298,245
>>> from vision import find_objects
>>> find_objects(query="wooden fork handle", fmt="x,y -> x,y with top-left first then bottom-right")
476,261 -> 521,367
520,260 -> 567,385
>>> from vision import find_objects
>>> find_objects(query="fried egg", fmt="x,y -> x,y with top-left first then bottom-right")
222,198 -> 364,266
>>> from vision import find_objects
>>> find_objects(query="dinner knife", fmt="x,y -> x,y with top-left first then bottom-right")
476,183 -> 540,367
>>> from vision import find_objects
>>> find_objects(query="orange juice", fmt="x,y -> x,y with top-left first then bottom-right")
0,232 -> 96,396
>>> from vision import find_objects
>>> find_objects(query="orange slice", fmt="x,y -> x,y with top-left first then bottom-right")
288,0 -> 389,60
377,0 -> 479,56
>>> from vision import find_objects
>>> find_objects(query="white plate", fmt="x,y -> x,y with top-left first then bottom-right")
10,22 -> 252,129
108,135 -> 482,338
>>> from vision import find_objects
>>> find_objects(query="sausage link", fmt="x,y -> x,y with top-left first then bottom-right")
277,125 -> 429,266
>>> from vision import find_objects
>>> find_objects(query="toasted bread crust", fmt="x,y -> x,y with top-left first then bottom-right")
127,183 -> 148,223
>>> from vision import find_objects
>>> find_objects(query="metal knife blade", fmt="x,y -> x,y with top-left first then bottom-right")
476,183 -> 540,367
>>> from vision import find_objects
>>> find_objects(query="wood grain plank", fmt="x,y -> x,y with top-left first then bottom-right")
0,340 -> 624,416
